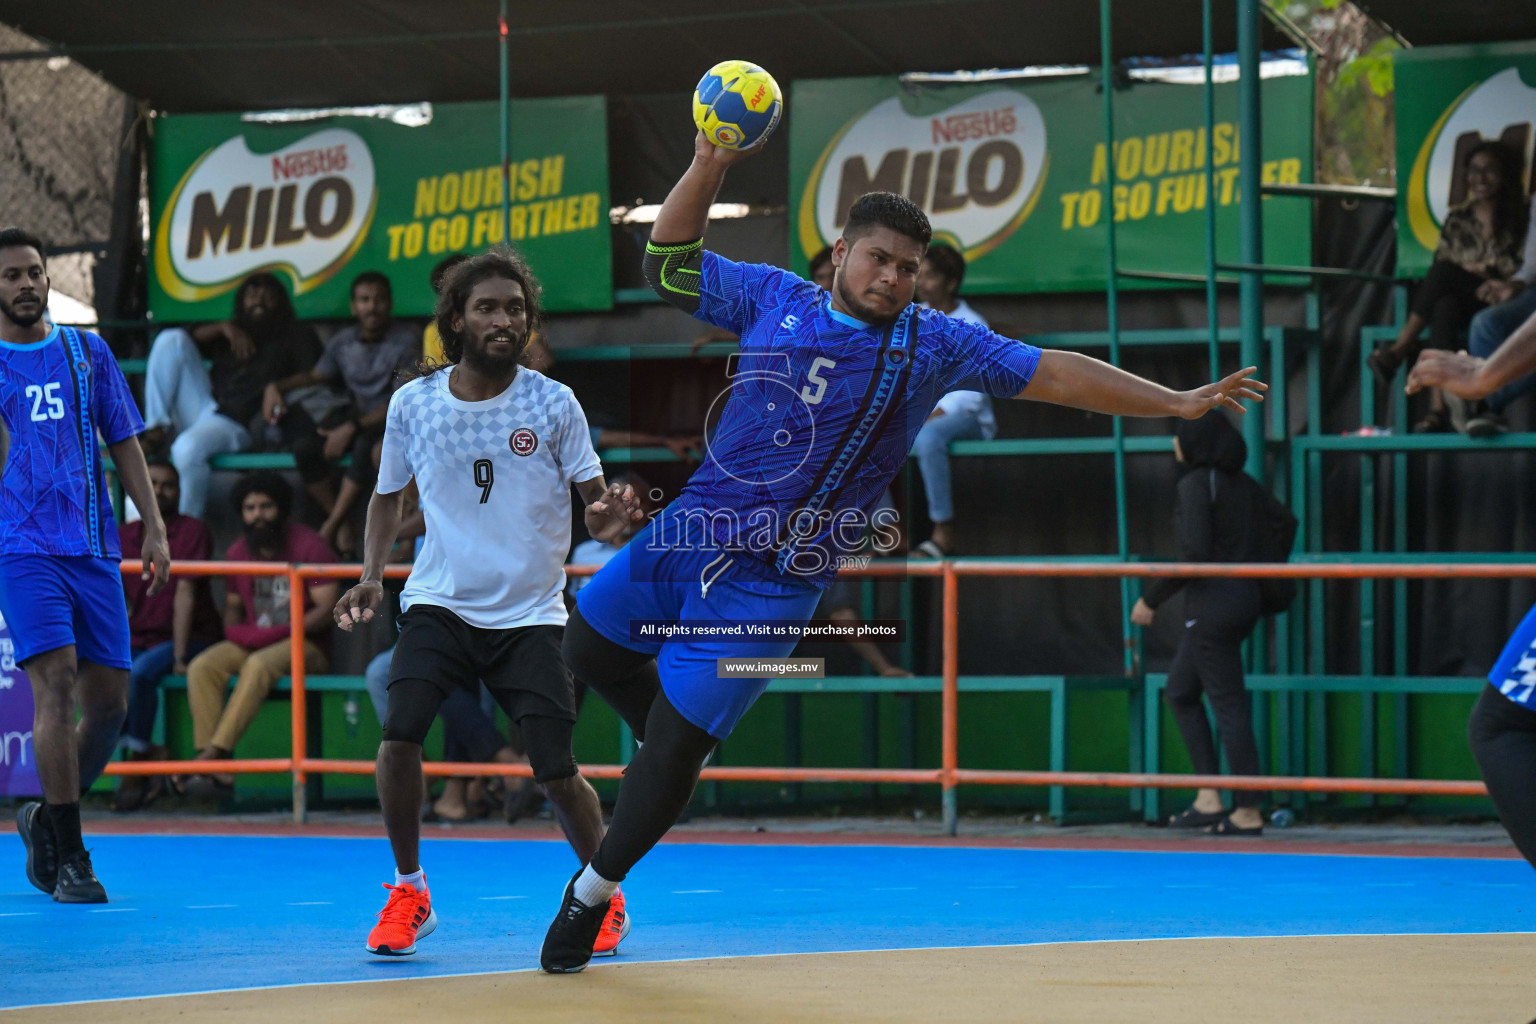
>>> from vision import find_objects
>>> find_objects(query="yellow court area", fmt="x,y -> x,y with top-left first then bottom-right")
6,934 -> 1529,1024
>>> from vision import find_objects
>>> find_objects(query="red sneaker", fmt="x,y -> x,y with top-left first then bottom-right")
591,886 -> 630,957
366,882 -> 437,956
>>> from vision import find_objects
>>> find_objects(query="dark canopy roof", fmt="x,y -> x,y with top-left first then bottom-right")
0,0 -> 1298,113
4,1 -> 1532,115
1356,1 -> 1536,48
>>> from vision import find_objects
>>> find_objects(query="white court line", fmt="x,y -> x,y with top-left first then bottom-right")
478,896 -> 526,901
89,908 -> 137,913
187,904 -> 236,910
286,901 -> 333,906
10,930 -> 1533,1013
0,912 -> 39,917
671,889 -> 722,894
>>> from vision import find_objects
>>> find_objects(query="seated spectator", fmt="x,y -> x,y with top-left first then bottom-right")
113,461 -> 223,811
267,271 -> 419,555
141,273 -> 323,516
1459,198 -> 1536,436
184,472 -> 337,797
1366,141 -> 1528,432
912,244 -> 996,557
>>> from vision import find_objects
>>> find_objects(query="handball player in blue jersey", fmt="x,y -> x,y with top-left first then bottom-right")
538,134 -> 1266,971
1411,318 -> 1536,872
0,228 -> 170,903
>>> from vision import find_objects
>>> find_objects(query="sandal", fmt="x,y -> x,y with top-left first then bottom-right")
1365,345 -> 1402,383
912,539 -> 950,559
1164,806 -> 1228,829
1412,408 -> 1450,434
1205,814 -> 1264,837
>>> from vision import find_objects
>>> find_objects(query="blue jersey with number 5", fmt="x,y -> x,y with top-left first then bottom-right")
0,325 -> 144,558
666,250 -> 1040,585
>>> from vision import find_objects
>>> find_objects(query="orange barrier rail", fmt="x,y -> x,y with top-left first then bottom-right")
105,559 -> 1514,829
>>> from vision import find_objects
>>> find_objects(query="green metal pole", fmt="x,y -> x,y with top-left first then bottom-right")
1237,0 -> 1264,481
1203,0 -> 1219,380
500,0 -> 511,245
1099,0 -> 1132,674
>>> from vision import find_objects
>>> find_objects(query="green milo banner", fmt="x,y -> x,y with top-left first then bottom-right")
1396,41 -> 1536,279
790,72 -> 1312,292
150,97 -> 611,320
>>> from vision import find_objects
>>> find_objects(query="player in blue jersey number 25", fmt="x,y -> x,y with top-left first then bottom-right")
0,228 -> 170,903
538,134 -> 1267,971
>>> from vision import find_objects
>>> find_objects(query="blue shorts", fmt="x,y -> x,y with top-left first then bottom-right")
0,555 -> 132,669
1489,601 -> 1536,709
576,519 -> 823,739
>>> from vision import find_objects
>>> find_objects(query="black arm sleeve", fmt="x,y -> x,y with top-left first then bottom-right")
1142,471 -> 1215,610
642,238 -> 705,315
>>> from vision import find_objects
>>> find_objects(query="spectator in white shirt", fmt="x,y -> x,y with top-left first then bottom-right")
911,244 -> 995,558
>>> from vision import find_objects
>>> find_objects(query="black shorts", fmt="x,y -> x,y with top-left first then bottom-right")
389,604 -> 576,724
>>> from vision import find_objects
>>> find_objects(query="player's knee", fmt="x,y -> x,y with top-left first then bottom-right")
533,757 -> 579,786
381,679 -> 440,745
521,715 -> 579,784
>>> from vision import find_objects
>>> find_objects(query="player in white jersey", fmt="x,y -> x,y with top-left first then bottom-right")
334,249 -> 644,958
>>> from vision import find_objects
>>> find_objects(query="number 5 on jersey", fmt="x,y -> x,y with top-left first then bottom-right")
801,358 -> 836,405
25,382 -> 65,422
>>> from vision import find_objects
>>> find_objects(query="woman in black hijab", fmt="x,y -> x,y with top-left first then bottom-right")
1130,412 -> 1266,835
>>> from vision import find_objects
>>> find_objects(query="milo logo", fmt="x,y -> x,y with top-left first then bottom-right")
1406,67 -> 1536,252
154,128 -> 377,302
799,89 -> 1048,261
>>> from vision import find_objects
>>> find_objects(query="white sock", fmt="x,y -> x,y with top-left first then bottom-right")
395,868 -> 426,890
572,863 -> 619,908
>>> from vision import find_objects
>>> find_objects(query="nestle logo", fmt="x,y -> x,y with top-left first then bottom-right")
931,107 -> 1017,145
272,144 -> 349,181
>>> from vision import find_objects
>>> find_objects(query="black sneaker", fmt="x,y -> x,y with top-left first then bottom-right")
16,802 -> 58,894
53,850 -> 108,904
540,870 -> 608,974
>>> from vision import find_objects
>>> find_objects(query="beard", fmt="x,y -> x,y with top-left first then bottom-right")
243,519 -> 285,554
832,277 -> 902,327
460,328 -> 527,377
0,292 -> 45,328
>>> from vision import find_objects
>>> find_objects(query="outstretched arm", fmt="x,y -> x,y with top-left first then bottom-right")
1407,308 -> 1536,399
1017,351 -> 1266,419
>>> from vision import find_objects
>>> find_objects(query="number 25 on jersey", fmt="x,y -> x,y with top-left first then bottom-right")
25,382 -> 65,422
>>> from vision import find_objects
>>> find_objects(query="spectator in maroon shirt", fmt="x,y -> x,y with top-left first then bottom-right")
113,461 -> 223,811
184,472 -> 339,796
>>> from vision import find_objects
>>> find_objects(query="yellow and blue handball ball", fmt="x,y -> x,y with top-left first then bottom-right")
693,60 -> 783,151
